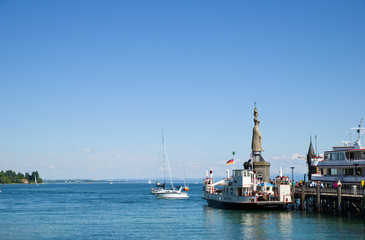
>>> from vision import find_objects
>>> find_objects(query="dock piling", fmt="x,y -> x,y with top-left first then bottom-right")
337,185 -> 342,217
316,184 -> 321,213
292,184 -> 295,210
301,184 -> 305,211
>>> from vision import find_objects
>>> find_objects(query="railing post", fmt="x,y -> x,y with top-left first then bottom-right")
337,185 -> 342,217
316,184 -> 321,213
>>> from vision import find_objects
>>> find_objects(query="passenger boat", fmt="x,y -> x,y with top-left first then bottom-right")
308,119 -> 365,189
202,168 -> 292,210
202,105 -> 292,210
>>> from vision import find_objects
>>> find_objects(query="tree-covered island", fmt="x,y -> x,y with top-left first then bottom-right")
0,170 -> 43,184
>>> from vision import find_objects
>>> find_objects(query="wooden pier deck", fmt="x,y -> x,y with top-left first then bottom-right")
291,185 -> 365,218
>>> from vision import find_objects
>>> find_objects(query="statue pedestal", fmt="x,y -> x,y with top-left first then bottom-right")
253,161 -> 271,182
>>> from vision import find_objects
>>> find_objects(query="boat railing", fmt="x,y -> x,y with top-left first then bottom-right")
348,158 -> 365,162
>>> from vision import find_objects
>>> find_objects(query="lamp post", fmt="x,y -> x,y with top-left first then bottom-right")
304,173 -> 306,184
291,167 -> 295,184
355,163 -> 359,189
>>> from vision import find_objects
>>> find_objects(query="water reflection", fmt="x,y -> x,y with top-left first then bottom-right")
203,206 -> 364,239
203,206 -> 294,238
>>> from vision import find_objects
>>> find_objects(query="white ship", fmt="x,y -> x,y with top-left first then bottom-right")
308,119 -> 365,188
202,105 -> 292,210
203,168 -> 292,210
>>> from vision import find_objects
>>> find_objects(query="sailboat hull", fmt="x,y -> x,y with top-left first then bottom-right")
156,192 -> 189,199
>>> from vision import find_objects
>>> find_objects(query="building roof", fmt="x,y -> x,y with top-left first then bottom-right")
307,138 -> 316,157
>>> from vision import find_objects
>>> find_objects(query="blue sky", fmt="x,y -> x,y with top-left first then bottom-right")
0,1 -> 364,180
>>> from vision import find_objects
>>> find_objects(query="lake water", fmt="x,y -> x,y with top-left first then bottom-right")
0,183 -> 364,239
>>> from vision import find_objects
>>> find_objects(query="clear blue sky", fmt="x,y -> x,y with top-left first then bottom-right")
0,1 -> 364,180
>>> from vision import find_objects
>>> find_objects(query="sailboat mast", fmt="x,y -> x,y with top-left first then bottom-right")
164,139 -> 173,189
184,168 -> 186,187
162,133 -> 166,188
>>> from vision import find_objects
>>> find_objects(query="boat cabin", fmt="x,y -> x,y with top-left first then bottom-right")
311,147 -> 365,187
220,169 -> 257,197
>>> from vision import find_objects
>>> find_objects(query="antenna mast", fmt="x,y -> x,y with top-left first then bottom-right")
350,118 -> 365,149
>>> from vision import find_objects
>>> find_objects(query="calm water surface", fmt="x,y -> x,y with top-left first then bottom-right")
0,183 -> 363,239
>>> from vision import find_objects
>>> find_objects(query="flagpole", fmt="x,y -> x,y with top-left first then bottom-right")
232,151 -> 236,174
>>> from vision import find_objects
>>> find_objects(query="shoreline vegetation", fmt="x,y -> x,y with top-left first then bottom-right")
0,170 -> 42,184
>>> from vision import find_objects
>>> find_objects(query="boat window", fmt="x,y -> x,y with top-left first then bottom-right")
330,153 -> 344,160
230,188 -> 233,194
244,171 -> 247,177
345,168 -> 354,176
329,168 -> 337,175
356,168 -> 362,176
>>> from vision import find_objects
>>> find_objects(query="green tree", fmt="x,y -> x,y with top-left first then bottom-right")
0,170 -> 42,184
5,170 -> 16,182
16,172 -> 25,183
25,172 -> 30,181
0,172 -> 10,184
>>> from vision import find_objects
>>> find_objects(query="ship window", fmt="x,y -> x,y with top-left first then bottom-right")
330,153 -> 344,160
230,188 -> 233,194
330,169 -> 337,175
345,168 -> 354,176
244,172 -> 247,177
356,168 -> 362,176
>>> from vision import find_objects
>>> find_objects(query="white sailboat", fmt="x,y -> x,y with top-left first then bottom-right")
151,132 -> 188,199
35,176 -> 38,187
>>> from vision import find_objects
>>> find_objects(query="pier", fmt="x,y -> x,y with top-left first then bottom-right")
291,184 -> 365,218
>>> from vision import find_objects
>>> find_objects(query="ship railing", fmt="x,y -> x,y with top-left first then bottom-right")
348,158 -> 365,162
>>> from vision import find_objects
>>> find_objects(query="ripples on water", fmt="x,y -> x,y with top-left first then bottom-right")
0,183 -> 363,239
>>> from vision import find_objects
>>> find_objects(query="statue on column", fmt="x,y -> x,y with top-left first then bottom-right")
251,104 -> 263,152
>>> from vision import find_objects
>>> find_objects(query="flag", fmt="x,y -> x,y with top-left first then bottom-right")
226,159 -> 234,165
